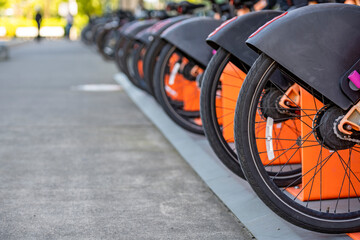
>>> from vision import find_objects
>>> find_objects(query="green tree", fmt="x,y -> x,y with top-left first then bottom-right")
77,0 -> 105,18
0,0 -> 8,9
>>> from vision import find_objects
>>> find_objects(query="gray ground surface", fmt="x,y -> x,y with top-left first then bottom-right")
0,40 -> 254,239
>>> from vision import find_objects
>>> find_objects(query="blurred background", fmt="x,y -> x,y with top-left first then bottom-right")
0,0 -> 205,40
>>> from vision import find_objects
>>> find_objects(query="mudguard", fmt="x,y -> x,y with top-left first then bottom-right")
246,3 -> 360,110
160,17 -> 222,68
135,15 -> 191,45
117,21 -> 138,35
122,19 -> 158,39
206,10 -> 283,68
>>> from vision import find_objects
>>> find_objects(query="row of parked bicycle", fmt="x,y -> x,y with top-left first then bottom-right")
82,0 -> 360,234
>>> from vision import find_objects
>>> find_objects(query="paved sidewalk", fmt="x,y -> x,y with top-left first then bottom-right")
0,40 -> 253,239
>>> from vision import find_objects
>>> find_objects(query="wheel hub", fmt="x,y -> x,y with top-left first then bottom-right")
259,88 -> 299,123
181,62 -> 197,81
313,106 -> 356,150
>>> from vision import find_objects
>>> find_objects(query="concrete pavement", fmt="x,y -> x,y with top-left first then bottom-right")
0,40 -> 254,239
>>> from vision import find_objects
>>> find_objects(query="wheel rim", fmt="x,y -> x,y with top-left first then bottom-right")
159,46 -> 203,132
210,54 -> 246,162
246,60 -> 360,222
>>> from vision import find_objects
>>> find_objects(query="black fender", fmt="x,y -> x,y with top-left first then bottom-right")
122,19 -> 158,39
116,20 -> 157,76
117,21 -> 139,35
160,17 -> 222,68
206,10 -> 283,68
246,3 -> 360,110
135,15 -> 192,45
117,21 -> 138,36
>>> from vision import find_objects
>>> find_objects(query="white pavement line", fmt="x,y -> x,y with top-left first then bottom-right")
114,73 -> 350,240
71,84 -> 123,92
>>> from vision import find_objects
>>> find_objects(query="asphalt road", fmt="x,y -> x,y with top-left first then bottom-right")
0,40 -> 254,240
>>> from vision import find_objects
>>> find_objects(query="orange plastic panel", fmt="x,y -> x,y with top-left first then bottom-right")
221,63 -> 246,142
256,115 -> 302,166
164,75 -> 185,101
137,59 -> 144,79
183,81 -> 200,111
137,48 -> 145,78
164,53 -> 185,101
291,89 -> 360,201
216,96 -> 223,126
348,232 -> 360,240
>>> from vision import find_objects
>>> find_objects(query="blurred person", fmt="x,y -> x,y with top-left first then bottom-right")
65,13 -> 73,39
35,8 -> 42,41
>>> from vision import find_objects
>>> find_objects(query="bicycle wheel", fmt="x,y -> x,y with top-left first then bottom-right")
143,38 -> 167,97
114,35 -> 128,72
96,28 -> 109,57
121,38 -> 136,81
153,43 -> 204,134
200,48 -> 246,178
235,53 -> 360,233
101,29 -> 119,60
92,23 -> 105,45
128,41 -> 148,91
81,24 -> 93,45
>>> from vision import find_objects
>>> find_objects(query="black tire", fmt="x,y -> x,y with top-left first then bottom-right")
98,28 -> 118,60
81,25 -> 93,45
200,48 -> 245,179
96,28 -> 109,55
120,38 -> 135,80
130,43 -> 150,93
127,41 -> 148,91
91,23 -> 105,45
235,53 -> 360,233
114,35 -> 128,72
143,38 -> 167,97
153,44 -> 204,135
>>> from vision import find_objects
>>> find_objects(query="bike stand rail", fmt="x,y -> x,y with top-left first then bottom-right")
114,73 -> 353,240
